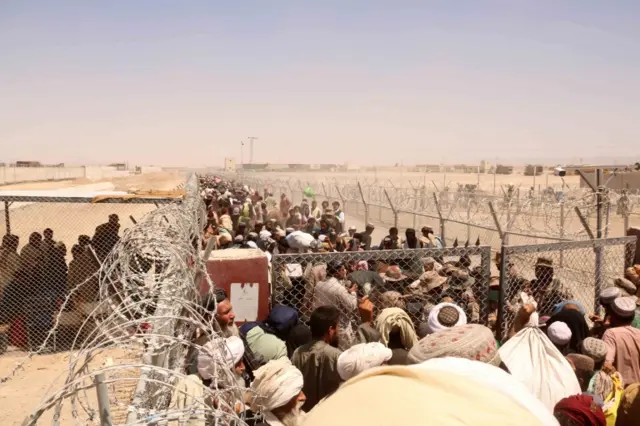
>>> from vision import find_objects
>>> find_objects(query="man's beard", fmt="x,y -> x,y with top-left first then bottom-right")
279,406 -> 306,426
221,322 -> 240,338
234,371 -> 246,389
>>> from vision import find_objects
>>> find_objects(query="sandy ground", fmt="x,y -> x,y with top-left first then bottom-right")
0,171 -> 186,425
0,347 -> 144,425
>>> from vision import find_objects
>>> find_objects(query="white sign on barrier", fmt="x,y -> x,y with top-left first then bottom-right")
230,282 -> 259,322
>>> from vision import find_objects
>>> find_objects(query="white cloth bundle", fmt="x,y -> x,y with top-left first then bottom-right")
499,327 -> 580,412
426,302 -> 467,334
285,231 -> 315,249
337,342 -> 393,381
249,358 -> 304,412
197,336 -> 245,380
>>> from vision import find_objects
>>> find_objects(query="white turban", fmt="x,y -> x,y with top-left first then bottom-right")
426,303 -> 467,335
547,321 -> 571,346
259,230 -> 272,240
249,358 -> 304,412
337,343 -> 392,381
197,336 -> 245,380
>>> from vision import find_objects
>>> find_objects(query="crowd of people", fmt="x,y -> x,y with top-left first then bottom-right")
0,214 -> 121,352
176,176 -> 640,426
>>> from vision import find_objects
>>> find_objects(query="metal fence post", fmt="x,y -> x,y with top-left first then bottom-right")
488,201 -> 504,246
559,201 -> 565,267
433,193 -> 445,245
286,180 -> 295,205
466,201 -> 471,242
383,189 -> 398,229
413,187 -> 419,229
480,246 -> 492,325
94,372 -> 113,426
624,213 -> 630,236
497,244 -> 508,342
357,182 -> 369,226
4,201 -> 10,235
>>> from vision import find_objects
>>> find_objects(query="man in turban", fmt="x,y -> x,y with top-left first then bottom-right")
425,302 -> 467,335
249,358 -> 306,426
337,342 -> 392,381
197,335 -> 246,389
408,324 -> 501,367
375,307 -> 418,365
553,394 -> 605,426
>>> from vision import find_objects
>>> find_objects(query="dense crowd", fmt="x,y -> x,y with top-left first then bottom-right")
0,214 -> 120,352
177,176 -> 640,426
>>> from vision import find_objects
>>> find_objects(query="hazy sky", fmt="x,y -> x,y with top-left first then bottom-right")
1,1 -> 639,167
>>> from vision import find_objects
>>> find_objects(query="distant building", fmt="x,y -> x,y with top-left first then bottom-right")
224,158 -> 236,172
109,163 -> 128,171
15,161 -> 42,167
495,165 -> 513,175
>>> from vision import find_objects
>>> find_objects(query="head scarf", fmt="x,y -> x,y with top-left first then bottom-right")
303,363 -> 552,426
337,342 -> 393,381
546,309 -> 589,353
249,358 -> 303,412
374,308 -> 418,350
616,383 -> 640,426
553,394 -> 605,426
426,302 -> 467,335
246,326 -> 287,363
408,324 -> 501,367
197,336 -> 245,380
547,322 -> 572,346
552,300 -> 585,316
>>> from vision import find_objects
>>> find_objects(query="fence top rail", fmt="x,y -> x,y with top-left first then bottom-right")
0,194 -> 180,204
503,236 -> 637,254
272,245 -> 493,263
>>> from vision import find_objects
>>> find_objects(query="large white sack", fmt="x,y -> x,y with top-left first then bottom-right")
285,231 -> 315,249
499,327 -> 581,412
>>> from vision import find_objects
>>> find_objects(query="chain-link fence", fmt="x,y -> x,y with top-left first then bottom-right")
271,246 -> 492,347
0,194 -> 177,355
497,236 -> 637,340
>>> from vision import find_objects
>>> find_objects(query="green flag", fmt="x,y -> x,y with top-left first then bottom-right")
303,186 -> 315,199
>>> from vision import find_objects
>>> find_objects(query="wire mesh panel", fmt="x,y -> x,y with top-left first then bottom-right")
0,196 -> 176,356
271,246 -> 492,348
498,236 -> 637,340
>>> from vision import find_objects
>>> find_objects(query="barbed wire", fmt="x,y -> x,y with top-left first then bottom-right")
229,174 -> 635,246
8,175 -> 251,426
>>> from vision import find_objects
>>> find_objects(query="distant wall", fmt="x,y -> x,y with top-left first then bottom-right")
0,165 -> 163,186
138,166 -> 163,174
1,182 -> 117,212
84,166 -> 131,180
579,172 -> 640,191
0,166 -> 85,185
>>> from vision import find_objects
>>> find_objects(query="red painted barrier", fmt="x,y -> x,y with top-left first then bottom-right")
199,249 -> 270,323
